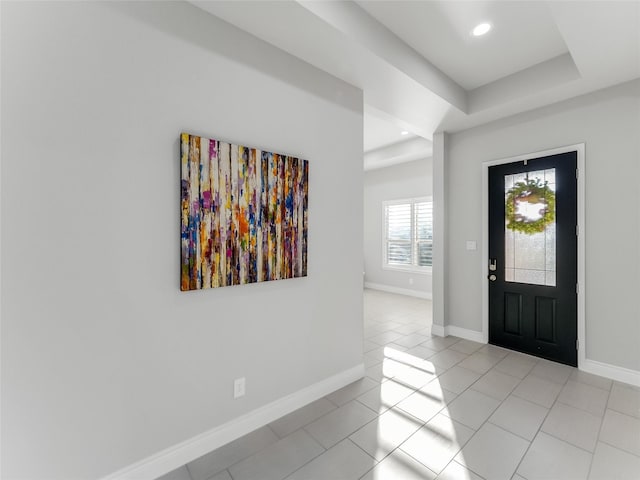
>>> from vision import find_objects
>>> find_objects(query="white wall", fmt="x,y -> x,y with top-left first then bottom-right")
364,158 -> 433,297
0,2 -> 363,479
444,79 -> 640,372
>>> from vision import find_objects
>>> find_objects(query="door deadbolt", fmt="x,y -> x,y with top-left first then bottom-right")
488,274 -> 497,281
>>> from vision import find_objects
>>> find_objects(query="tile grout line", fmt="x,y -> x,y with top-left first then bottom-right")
597,385 -> 640,459
435,352 -> 528,480
509,367 -> 575,479
188,289 -> 627,480
353,335 -> 459,478
365,291 -> 623,479
349,398 -> 431,474
346,437 -> 379,468
596,438 -> 640,459
380,350 -> 619,479
379,344 -> 508,479
423,348 -> 560,478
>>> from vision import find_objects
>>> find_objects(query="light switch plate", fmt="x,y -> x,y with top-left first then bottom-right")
466,241 -> 477,251
234,377 -> 246,398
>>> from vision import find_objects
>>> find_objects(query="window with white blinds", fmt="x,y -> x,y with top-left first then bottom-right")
383,197 -> 433,271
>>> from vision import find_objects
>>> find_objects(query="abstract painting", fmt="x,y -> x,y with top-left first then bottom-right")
180,133 -> 308,291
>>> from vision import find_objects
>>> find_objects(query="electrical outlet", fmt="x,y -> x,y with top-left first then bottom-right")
234,377 -> 246,399
409,278 -> 414,285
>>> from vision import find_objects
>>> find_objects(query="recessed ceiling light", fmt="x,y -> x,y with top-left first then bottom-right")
472,23 -> 492,37
400,131 -> 409,135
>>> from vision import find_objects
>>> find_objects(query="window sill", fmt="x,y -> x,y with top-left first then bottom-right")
382,265 -> 432,275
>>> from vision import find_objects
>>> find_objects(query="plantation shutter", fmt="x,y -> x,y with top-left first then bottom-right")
415,201 -> 433,267
383,198 -> 433,269
385,203 -> 412,265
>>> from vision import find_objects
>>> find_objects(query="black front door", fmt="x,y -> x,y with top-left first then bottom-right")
488,151 -> 578,366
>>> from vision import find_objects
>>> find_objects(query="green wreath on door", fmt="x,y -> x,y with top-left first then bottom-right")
505,178 -> 555,234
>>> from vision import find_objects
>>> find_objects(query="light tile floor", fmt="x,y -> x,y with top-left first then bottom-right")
160,289 -> 640,480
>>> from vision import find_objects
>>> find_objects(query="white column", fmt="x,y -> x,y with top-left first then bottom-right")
432,131 -> 448,336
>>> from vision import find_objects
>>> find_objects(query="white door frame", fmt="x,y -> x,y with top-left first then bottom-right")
481,143 -> 586,368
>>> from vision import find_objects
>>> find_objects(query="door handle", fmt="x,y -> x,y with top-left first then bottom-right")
488,258 -> 497,281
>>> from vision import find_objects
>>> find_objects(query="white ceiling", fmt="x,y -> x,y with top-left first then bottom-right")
363,106 -> 415,152
362,105 -> 432,171
357,1 -> 570,90
191,0 -> 640,168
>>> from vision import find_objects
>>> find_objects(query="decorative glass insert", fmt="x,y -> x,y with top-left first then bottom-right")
504,169 -> 556,286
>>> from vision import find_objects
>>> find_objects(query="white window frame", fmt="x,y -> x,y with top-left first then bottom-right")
382,196 -> 433,274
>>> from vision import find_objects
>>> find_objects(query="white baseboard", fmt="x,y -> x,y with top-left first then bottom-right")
581,358 -> 640,388
447,326 -> 485,343
101,364 -> 365,480
430,324 -> 445,337
431,327 -> 639,387
430,324 -> 485,343
364,282 -> 432,300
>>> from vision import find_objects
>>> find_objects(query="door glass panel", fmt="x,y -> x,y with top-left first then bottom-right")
504,168 -> 556,286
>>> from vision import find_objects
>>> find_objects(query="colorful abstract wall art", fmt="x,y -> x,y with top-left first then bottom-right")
180,133 -> 309,291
